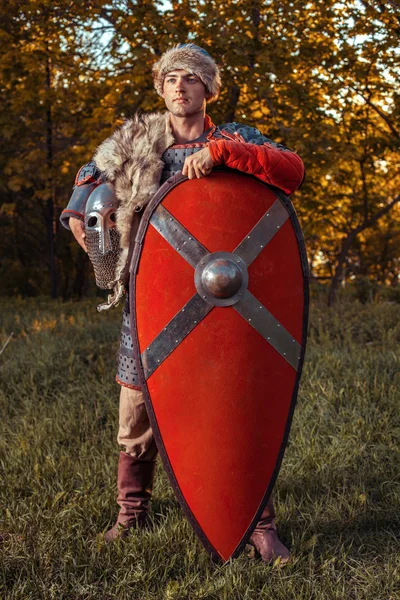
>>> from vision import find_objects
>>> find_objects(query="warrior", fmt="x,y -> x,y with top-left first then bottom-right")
60,44 -> 305,564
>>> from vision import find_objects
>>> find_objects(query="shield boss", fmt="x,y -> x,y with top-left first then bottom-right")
202,258 -> 242,298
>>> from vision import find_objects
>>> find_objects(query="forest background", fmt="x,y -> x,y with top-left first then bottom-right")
0,0 -> 399,305
1,3 -> 400,598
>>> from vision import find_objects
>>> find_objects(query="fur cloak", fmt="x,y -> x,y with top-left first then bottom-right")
93,112 -> 174,304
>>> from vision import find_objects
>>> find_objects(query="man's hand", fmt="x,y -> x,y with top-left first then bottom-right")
182,147 -> 214,179
69,217 -> 88,252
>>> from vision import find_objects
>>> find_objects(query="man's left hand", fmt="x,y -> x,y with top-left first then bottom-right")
182,147 -> 214,179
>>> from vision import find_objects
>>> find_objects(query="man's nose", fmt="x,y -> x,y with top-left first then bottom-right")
175,78 -> 186,92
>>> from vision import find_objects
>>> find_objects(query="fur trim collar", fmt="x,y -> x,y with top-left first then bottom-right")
94,111 -> 174,288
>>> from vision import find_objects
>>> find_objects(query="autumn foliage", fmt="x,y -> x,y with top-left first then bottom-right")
0,0 -> 399,302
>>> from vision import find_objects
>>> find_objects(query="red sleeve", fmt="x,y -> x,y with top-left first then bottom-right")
208,140 -> 304,196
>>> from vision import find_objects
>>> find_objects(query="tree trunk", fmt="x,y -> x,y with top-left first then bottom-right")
223,83 -> 240,123
328,231 -> 357,306
328,194 -> 400,306
46,54 -> 57,299
73,254 -> 89,298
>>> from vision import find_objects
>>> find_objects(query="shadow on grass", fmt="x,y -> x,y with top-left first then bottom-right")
278,468 -> 399,559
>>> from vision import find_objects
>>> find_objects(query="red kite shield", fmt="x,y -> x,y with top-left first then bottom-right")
130,170 -> 308,562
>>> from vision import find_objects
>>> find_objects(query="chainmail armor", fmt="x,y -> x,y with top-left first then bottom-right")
160,145 -> 207,183
86,228 -> 122,289
116,309 -> 141,388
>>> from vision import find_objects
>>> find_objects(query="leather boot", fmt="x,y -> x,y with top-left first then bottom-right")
104,451 -> 156,542
248,496 -> 290,565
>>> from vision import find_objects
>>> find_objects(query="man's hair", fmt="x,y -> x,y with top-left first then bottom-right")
152,44 -> 221,103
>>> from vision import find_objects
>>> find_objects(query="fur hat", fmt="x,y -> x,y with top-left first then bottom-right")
152,44 -> 221,103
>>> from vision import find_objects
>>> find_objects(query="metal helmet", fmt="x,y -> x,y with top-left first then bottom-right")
84,182 -> 121,289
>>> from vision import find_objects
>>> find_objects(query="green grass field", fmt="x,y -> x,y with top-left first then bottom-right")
0,296 -> 399,600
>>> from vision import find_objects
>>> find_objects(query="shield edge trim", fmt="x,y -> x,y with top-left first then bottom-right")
129,169 -> 310,562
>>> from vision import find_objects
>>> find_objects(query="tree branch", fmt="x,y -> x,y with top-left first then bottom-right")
328,70 -> 400,138
363,85 -> 400,138
328,194 -> 400,305
356,194 -> 400,233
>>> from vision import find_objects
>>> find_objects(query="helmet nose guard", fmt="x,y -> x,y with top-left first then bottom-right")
84,183 -> 122,289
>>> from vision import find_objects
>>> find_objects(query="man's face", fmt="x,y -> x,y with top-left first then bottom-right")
162,69 -> 208,117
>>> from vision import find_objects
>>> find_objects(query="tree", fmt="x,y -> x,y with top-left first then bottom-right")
0,0 -> 111,296
1,0 -> 399,302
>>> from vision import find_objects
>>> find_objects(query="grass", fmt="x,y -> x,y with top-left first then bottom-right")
0,295 -> 399,600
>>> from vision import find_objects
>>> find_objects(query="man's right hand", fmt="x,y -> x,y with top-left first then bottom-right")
69,217 -> 88,252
